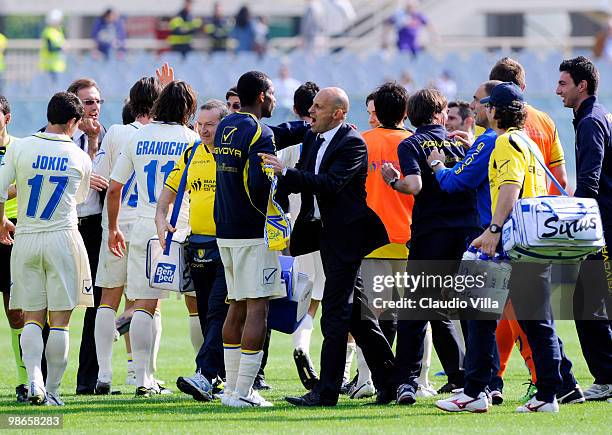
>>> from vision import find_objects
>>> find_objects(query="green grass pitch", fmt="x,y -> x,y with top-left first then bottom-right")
0,298 -> 610,434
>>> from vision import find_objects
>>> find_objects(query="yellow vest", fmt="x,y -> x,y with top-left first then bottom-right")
167,16 -> 202,46
39,26 -> 66,73
0,33 -> 7,72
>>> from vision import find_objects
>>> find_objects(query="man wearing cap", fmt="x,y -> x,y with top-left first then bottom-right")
436,83 -> 563,413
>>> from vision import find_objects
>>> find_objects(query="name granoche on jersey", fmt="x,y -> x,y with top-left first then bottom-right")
32,155 -> 68,171
136,140 -> 189,156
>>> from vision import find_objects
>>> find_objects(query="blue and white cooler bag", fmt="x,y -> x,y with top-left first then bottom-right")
145,140 -> 200,292
268,255 -> 313,334
502,196 -> 604,262
502,134 -> 605,263
146,233 -> 194,293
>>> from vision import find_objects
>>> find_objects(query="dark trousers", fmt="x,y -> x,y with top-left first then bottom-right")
464,319 -> 500,398
574,248 -> 612,384
431,320 -> 466,384
510,263 -> 563,402
489,328 -> 576,394
395,319 -> 466,386
187,239 -> 229,380
314,242 -> 396,404
395,227 -> 477,388
76,213 -> 103,390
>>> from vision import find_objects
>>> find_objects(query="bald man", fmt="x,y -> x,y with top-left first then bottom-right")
261,87 -> 398,406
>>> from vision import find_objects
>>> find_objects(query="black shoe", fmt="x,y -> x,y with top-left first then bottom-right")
340,373 -> 358,395
285,390 -> 336,407
212,376 -> 225,395
396,383 -> 416,405
116,310 -> 133,336
437,382 -> 461,394
489,390 -> 504,405
75,385 -> 95,395
557,385 -> 586,404
134,386 -> 154,398
375,386 -> 395,405
94,380 -> 111,395
253,375 -> 271,391
293,348 -> 319,390
16,384 -> 28,403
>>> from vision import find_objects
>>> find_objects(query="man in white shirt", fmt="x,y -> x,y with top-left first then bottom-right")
93,77 -> 163,394
0,92 -> 93,406
107,81 -> 199,397
65,78 -> 112,395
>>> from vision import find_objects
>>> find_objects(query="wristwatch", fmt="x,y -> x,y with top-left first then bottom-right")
389,177 -> 399,190
488,224 -> 502,234
430,159 -> 443,169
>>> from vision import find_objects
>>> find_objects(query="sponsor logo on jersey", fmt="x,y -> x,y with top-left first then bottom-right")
221,126 -> 237,145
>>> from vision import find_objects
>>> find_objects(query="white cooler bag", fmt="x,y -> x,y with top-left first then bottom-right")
146,235 -> 194,293
502,136 -> 605,263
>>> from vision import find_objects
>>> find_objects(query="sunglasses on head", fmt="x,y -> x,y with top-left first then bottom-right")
83,99 -> 104,106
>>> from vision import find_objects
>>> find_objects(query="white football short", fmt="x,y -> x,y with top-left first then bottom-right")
217,238 -> 286,301
96,231 -> 129,289
9,229 -> 94,311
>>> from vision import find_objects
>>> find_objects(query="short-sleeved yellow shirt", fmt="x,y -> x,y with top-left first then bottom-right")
164,142 -> 216,236
489,128 -> 548,215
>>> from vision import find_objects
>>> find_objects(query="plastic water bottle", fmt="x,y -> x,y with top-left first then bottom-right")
462,245 -> 479,261
458,246 -> 479,277
492,253 -> 512,290
469,252 -> 511,314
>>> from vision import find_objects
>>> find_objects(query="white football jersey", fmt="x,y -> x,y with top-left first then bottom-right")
0,132 -> 92,234
111,122 -> 197,227
94,121 -> 142,236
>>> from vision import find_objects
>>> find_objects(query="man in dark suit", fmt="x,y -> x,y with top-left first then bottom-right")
260,87 -> 397,406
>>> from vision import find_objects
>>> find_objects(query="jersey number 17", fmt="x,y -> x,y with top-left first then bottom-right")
25,174 -> 69,220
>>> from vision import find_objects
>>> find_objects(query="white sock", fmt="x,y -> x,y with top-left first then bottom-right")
417,323 -> 433,387
130,310 -> 153,388
149,309 -> 162,378
292,313 -> 313,351
223,344 -> 241,393
235,350 -> 264,397
355,346 -> 372,384
344,341 -> 356,383
189,314 -> 204,355
45,328 -> 69,396
21,322 -> 44,387
95,305 -> 116,383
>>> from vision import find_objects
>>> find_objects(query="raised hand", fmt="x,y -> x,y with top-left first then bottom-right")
156,62 -> 175,87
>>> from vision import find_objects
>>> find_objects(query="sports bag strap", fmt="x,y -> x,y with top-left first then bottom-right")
164,140 -> 201,255
513,132 -> 569,196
